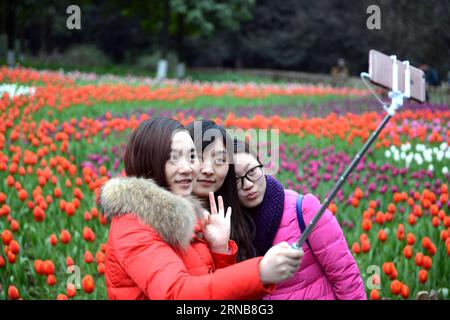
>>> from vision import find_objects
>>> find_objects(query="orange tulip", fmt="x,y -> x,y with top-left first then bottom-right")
408,214 -> 416,225
57,294 -> 68,300
33,206 -> 45,222
422,255 -> 432,270
415,252 -> 424,267
362,219 -> 372,232
84,211 -> 92,221
406,233 -> 415,245
60,229 -> 71,244
378,230 -> 387,242
84,250 -> 94,264
34,259 -> 45,275
7,252 -> 16,264
82,275 -> 95,294
400,284 -> 410,299
97,262 -> 106,275
375,212 -> 385,225
47,274 -> 57,286
44,260 -> 55,275
370,289 -> 380,300
66,256 -> 74,267
354,187 -> 363,199
18,189 -> 28,201
10,220 -> 19,232
403,245 -> 413,259
9,240 -> 20,254
54,187 -> 62,198
422,237 -> 432,250
390,280 -> 402,295
82,227 -> 95,242
95,251 -> 105,264
418,269 -> 428,283
65,203 -> 75,217
2,229 -> 13,245
49,234 -> 58,246
361,240 -> 371,253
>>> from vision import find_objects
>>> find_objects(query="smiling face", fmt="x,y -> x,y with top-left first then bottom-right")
233,152 -> 266,208
165,131 -> 200,196
193,139 -> 229,199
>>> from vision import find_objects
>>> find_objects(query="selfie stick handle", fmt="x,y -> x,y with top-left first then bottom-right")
293,56 -> 411,250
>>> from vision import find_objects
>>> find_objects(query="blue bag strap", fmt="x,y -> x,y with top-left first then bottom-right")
296,194 -> 314,253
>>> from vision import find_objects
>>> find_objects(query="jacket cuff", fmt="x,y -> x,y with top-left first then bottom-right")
211,240 -> 238,269
252,257 -> 277,294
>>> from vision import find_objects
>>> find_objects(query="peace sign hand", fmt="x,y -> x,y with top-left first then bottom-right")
202,192 -> 232,254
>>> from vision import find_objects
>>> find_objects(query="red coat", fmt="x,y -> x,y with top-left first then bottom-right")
100,177 -> 274,300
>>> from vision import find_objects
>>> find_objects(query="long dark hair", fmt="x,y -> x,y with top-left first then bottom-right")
124,116 -> 185,189
187,120 -> 257,261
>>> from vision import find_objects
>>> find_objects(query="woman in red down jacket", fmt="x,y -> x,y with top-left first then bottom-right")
100,116 -> 304,300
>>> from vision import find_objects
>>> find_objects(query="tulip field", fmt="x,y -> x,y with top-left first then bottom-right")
0,66 -> 449,300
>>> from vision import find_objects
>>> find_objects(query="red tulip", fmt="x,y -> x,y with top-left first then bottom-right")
66,283 -> 76,298
47,274 -> 57,286
60,229 -> 71,244
44,260 -> 55,275
9,240 -> 20,254
2,229 -> 13,245
8,285 -> 20,300
418,269 -> 428,283
49,234 -> 58,246
84,250 -> 94,264
82,275 -> 95,294
66,256 -> 74,267
370,289 -> 380,300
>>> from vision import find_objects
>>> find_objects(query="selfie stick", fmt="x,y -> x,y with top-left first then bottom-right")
293,55 -> 411,250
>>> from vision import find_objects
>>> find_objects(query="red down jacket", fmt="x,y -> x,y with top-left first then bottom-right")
100,176 -> 274,300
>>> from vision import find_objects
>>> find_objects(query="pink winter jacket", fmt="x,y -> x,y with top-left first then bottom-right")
264,190 -> 367,300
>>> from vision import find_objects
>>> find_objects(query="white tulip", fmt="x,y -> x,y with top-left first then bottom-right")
415,153 -> 423,165
385,150 -> 391,158
443,166 -> 449,175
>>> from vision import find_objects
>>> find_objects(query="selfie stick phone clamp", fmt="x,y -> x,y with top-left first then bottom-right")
292,55 -> 411,251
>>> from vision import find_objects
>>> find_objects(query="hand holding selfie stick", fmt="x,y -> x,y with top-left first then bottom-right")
293,53 -> 419,250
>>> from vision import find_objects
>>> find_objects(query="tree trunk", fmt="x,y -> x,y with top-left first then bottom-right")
234,32 -> 243,69
176,13 -> 185,78
161,0 -> 170,59
6,0 -> 16,67
157,0 -> 170,80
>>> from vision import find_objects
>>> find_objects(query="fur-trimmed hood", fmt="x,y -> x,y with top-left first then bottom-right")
99,176 -> 205,250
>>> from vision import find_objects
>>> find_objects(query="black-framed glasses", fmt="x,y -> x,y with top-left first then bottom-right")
236,164 -> 264,190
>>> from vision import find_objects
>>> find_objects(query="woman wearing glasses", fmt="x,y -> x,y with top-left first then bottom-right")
233,139 -> 367,300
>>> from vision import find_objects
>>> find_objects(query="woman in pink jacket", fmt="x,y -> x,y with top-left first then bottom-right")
233,139 -> 367,300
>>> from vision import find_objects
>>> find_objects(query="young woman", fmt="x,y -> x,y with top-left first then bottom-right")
186,120 -> 257,261
100,117 -> 304,300
233,139 -> 367,300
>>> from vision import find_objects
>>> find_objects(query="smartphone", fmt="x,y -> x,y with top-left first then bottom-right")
368,49 -> 426,102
